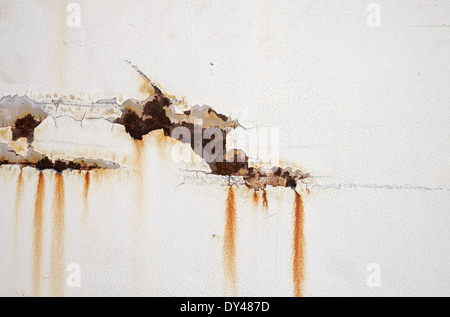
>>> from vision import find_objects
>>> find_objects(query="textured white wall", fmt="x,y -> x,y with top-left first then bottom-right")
0,0 -> 449,296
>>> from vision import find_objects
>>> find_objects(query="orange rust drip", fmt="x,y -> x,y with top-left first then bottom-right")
223,186 -> 238,296
293,192 -> 305,297
14,170 -> 24,250
83,171 -> 90,221
252,191 -> 258,207
133,139 -> 145,218
262,190 -> 268,209
32,172 -> 45,297
51,174 -> 65,297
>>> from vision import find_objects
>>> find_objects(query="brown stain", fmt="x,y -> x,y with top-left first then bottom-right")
0,127 -> 11,140
131,139 -> 147,289
140,81 -> 157,97
223,186 -> 238,296
262,190 -> 268,209
252,190 -> 258,207
133,139 -> 145,217
83,171 -> 90,221
51,173 -> 65,297
32,172 -> 45,297
14,170 -> 24,251
293,192 -> 305,297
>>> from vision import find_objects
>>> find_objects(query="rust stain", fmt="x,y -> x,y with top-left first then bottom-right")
262,190 -> 268,209
134,139 -> 144,171
14,169 -> 24,251
0,127 -> 10,140
51,173 -> 65,297
252,190 -> 258,206
140,81 -> 157,97
133,139 -> 145,218
223,186 -> 238,296
32,172 -> 45,297
83,171 -> 90,221
293,192 -> 305,297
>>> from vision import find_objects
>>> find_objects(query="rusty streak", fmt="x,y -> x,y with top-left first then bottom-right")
293,192 -> 305,297
14,170 -> 24,252
32,172 -> 45,297
51,173 -> 65,297
83,171 -> 90,221
262,190 -> 268,209
223,186 -> 238,296
252,190 -> 258,207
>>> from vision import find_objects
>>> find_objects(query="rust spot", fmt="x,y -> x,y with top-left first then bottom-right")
51,173 -> 65,297
293,192 -> 305,297
223,186 -> 238,296
83,171 -> 90,221
262,190 -> 268,209
32,172 -> 45,297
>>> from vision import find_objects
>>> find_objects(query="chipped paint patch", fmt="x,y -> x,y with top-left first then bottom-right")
13,169 -> 24,257
8,137 -> 28,157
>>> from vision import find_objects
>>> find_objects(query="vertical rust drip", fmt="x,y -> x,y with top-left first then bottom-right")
132,139 -> 146,286
262,190 -> 268,209
293,192 -> 305,297
252,190 -> 258,207
223,186 -> 238,296
14,170 -> 24,252
83,171 -> 90,221
133,139 -> 145,217
32,172 -> 45,297
51,174 -> 65,297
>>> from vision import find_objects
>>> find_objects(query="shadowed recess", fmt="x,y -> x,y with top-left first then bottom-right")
293,192 -> 305,297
